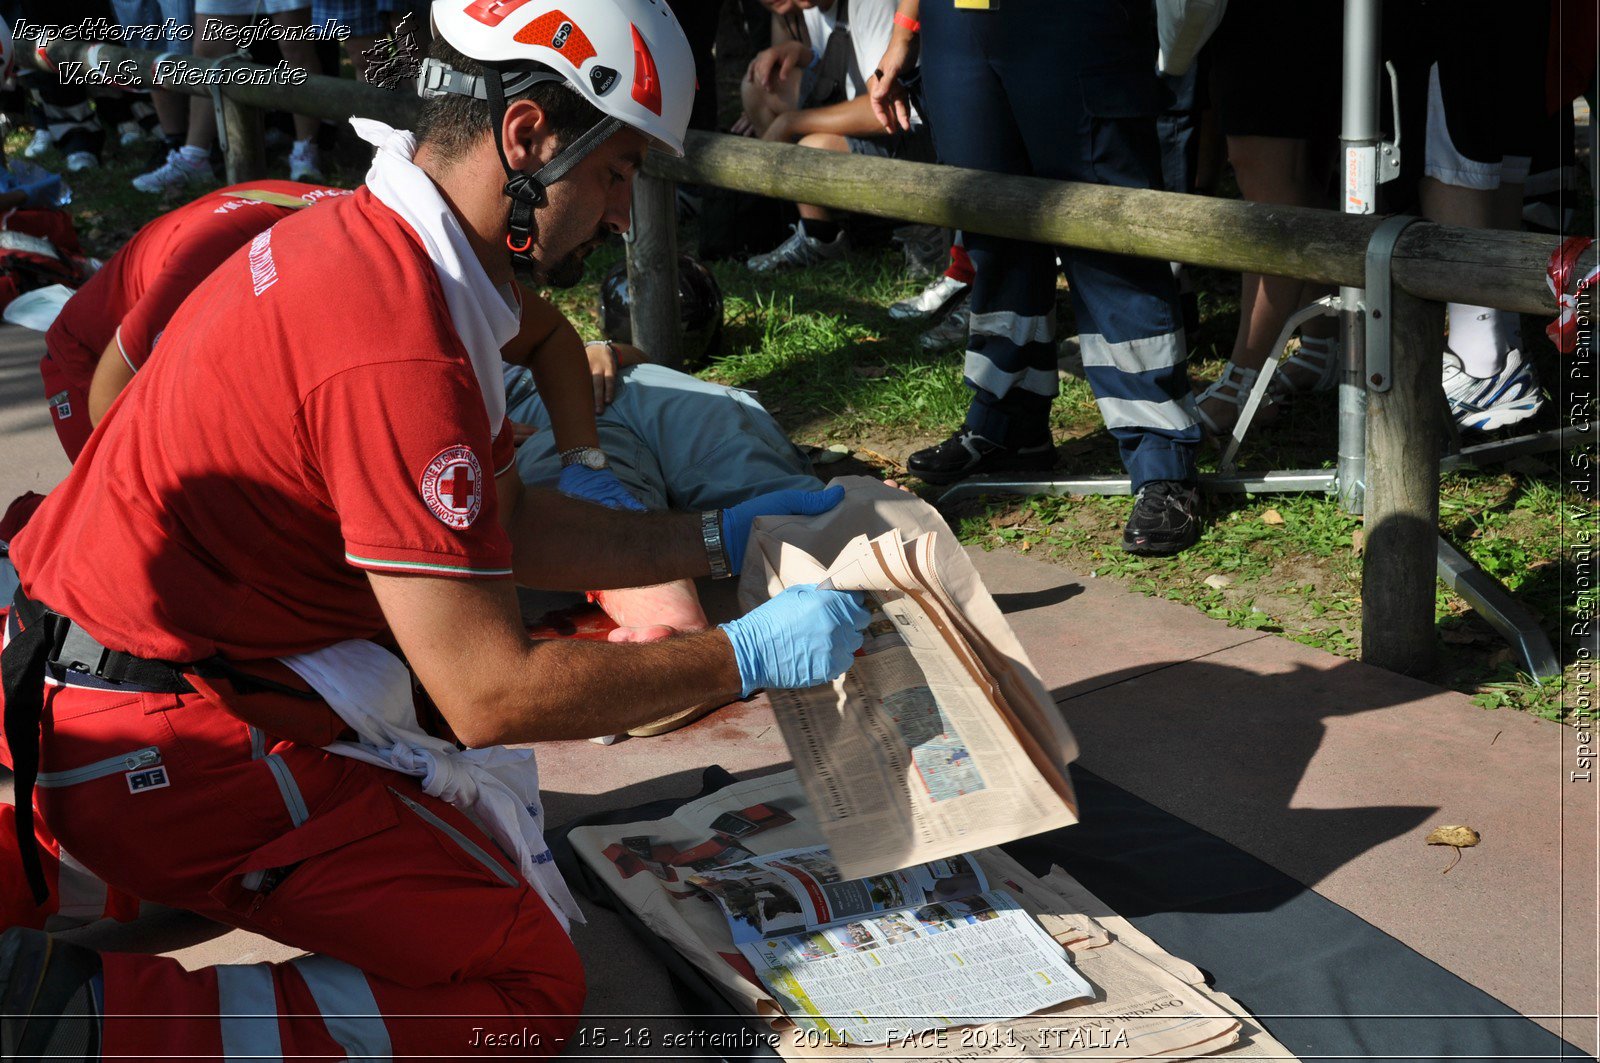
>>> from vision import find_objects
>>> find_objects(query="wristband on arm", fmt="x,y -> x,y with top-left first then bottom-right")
893,11 -> 920,32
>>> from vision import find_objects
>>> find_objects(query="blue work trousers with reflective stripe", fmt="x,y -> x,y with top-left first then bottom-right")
919,0 -> 1200,489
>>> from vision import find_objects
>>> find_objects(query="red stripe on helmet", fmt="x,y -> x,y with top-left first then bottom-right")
629,23 -> 661,116
463,0 -> 537,28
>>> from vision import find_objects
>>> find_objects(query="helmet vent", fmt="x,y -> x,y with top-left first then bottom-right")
629,23 -> 661,115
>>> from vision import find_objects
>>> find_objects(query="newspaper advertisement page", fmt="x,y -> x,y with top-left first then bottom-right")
738,890 -> 1094,1046
569,772 -> 1257,1063
688,846 -> 987,943
766,527 -> 1077,878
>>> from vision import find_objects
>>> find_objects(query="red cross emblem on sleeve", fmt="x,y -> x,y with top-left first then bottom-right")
420,445 -> 484,529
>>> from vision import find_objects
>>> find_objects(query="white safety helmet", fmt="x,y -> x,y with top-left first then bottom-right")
422,0 -> 695,264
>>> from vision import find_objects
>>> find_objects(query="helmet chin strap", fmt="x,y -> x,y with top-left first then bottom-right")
481,66 -> 625,268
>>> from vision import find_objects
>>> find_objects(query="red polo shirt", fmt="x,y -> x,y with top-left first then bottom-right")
14,186 -> 516,663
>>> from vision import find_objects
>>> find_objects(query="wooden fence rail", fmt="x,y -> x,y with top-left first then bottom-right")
33,39 -> 1596,679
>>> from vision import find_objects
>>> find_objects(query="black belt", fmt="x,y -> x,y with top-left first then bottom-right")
3,589 -> 195,905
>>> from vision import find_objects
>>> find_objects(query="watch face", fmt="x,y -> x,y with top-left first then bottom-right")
580,449 -> 609,470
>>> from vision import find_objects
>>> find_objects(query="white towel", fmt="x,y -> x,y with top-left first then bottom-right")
350,116 -> 519,430
281,640 -> 584,932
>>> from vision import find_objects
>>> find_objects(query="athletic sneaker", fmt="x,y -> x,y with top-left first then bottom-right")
906,429 -> 1054,485
746,224 -> 849,273
917,295 -> 970,351
132,149 -> 212,194
288,140 -> 323,182
23,129 -> 52,158
65,151 -> 97,173
116,120 -> 147,148
1122,480 -> 1200,556
0,927 -> 104,1061
1442,347 -> 1544,432
889,274 -> 969,321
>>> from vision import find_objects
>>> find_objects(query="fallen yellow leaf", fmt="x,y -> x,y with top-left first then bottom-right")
1426,825 -> 1480,847
1425,824 -> 1480,874
1261,509 -> 1285,526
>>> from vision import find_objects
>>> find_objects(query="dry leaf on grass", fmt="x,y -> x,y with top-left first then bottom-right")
1261,509 -> 1285,526
1351,528 -> 1365,554
1426,825 -> 1481,874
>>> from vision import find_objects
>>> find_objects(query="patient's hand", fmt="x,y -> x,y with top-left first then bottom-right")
594,581 -> 709,641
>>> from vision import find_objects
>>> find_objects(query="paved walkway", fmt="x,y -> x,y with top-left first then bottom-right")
1,323 -> 1594,1053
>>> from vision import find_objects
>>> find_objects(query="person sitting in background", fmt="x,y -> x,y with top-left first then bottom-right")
1188,0 -> 1342,442
132,0 -> 325,192
737,0 -> 931,273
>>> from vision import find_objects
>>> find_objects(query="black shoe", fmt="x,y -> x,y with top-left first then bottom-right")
0,928 -> 103,1061
1122,480 -> 1200,556
906,430 -> 1055,485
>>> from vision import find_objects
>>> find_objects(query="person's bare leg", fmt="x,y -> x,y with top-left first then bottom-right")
1200,135 -> 1328,430
185,14 -> 249,151
795,131 -> 849,223
738,64 -> 802,135
1424,176 -> 1515,376
273,9 -> 323,144
150,88 -> 186,142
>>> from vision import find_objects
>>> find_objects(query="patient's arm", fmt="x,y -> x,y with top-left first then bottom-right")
502,288 -> 600,453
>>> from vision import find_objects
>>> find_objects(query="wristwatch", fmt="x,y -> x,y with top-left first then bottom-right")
559,446 -> 609,470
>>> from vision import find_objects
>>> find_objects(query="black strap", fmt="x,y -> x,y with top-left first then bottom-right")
2,596 -> 52,905
4,590 -> 200,906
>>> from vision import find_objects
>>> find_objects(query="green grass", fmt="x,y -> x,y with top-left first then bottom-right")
26,122 -> 1597,726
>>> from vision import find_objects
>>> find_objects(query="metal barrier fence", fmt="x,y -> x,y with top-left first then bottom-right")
32,39 -> 1598,680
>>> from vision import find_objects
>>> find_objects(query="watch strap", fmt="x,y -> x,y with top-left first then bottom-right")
702,510 -> 732,579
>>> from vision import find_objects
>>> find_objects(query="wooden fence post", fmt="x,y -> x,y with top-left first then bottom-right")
1361,289 -> 1445,675
626,173 -> 681,367
220,95 -> 267,184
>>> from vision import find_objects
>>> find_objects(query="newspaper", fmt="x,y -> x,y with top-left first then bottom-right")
739,478 -> 1080,879
569,771 -> 1281,1062
687,847 -> 991,943
684,846 -> 1093,1045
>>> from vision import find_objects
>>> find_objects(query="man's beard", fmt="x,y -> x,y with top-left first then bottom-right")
511,230 -> 602,289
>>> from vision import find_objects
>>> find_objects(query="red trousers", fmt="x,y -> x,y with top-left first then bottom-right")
0,656 -> 586,1058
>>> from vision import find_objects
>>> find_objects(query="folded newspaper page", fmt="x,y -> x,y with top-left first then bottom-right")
739,477 -> 1079,879
686,846 -> 1092,1045
570,771 -> 1276,1062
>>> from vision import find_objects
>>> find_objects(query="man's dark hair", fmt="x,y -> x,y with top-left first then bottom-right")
414,37 -> 604,157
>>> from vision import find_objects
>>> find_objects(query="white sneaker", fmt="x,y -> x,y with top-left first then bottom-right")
889,274 -> 969,321
288,141 -> 322,181
1442,348 -> 1544,432
65,151 -> 97,173
131,149 -> 212,194
116,121 -> 147,147
23,129 -> 52,158
746,224 -> 849,273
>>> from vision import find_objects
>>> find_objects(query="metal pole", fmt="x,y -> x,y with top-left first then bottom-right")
1336,0 -> 1383,515
625,173 -> 682,367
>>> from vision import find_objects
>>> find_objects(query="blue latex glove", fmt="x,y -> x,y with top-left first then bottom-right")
558,463 -> 648,512
18,175 -> 62,210
719,484 -> 844,575
719,584 -> 870,698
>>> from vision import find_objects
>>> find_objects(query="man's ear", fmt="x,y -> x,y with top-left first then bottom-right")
501,97 -> 556,172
